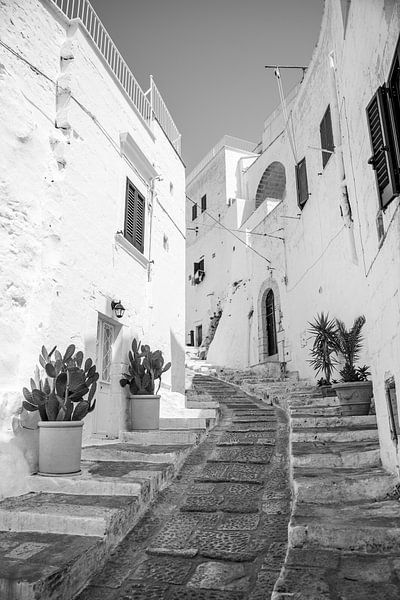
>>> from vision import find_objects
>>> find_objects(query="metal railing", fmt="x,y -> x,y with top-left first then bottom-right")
186,135 -> 259,185
49,0 -> 181,155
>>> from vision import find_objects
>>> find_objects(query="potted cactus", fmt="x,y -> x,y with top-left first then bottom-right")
332,316 -> 373,415
120,339 -> 171,430
22,344 -> 98,475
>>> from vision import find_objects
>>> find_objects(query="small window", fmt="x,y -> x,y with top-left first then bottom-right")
386,377 -> 399,444
196,324 -> 203,347
320,106 -> 334,168
193,258 -> 205,284
295,157 -> 309,209
124,178 -> 145,253
189,330 -> 194,346
192,203 -> 198,221
201,194 -> 207,212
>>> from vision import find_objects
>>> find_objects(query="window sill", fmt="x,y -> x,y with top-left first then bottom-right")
114,233 -> 149,269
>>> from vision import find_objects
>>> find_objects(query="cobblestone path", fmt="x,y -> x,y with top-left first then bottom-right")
78,376 -> 291,600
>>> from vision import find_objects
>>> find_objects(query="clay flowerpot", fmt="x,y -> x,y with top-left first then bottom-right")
332,381 -> 373,416
128,395 -> 160,430
38,421 -> 83,476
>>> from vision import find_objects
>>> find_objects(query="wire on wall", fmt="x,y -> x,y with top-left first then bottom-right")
186,194 -> 275,267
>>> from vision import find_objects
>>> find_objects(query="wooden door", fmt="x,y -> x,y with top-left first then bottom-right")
266,290 -> 278,356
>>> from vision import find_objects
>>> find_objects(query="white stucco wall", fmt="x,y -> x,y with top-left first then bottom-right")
0,0 -> 185,497
186,0 -> 400,473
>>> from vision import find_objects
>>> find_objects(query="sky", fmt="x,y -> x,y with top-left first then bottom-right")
91,0 -> 324,172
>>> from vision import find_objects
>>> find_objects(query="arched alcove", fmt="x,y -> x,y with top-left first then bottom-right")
255,161 -> 286,209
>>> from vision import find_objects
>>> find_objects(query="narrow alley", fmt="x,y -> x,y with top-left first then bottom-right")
76,375 -> 291,600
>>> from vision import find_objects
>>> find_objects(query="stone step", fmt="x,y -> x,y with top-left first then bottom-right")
292,425 -> 379,443
292,440 -> 381,469
160,417 -> 212,429
290,404 -> 343,416
293,466 -> 396,503
289,395 -> 340,408
290,500 -> 400,552
186,399 -> 219,409
272,547 -> 400,600
119,429 -> 205,445
26,459 -> 177,497
291,414 -> 377,429
0,530 -> 104,600
0,493 -> 139,541
81,442 -> 191,464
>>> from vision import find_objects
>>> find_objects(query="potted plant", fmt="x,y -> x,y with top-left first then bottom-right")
120,339 -> 171,430
308,312 -> 338,396
22,344 -> 98,475
332,315 -> 373,415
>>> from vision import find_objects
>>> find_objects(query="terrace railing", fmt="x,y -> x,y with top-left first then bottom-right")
50,0 -> 181,155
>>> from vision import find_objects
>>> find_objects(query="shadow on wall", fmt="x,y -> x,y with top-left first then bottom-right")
170,329 -> 185,394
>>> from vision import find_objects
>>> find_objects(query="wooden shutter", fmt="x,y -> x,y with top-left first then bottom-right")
320,106 -> 334,168
366,86 -> 398,209
296,158 -> 309,209
124,179 -> 145,253
192,203 -> 197,220
201,195 -> 207,212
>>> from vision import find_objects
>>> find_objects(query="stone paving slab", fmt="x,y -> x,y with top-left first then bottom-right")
227,423 -> 277,432
196,462 -> 266,484
181,482 -> 265,513
218,431 -> 275,445
209,445 -> 274,464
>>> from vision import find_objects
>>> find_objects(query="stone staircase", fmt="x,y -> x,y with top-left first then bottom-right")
0,394 -> 219,599
216,366 -> 400,599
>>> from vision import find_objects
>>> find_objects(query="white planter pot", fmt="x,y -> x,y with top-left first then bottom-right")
128,395 -> 160,430
38,421 -> 83,476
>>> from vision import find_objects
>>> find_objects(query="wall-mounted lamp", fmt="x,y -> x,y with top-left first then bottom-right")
111,300 -> 125,319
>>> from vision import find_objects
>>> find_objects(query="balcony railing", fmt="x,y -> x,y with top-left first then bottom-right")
49,0 -> 181,155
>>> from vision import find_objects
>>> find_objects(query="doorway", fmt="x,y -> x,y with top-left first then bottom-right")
93,318 -> 115,435
266,289 -> 278,356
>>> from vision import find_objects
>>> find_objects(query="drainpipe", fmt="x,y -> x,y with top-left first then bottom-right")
328,51 -> 358,265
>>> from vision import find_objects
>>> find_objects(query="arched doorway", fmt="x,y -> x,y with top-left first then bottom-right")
265,289 -> 278,356
258,278 -> 281,363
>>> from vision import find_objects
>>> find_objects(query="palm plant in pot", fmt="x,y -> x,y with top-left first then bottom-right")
332,315 -> 373,416
120,339 -> 171,430
308,312 -> 338,396
22,344 -> 99,475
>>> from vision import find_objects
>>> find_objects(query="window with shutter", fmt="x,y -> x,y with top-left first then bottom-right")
192,203 -> 198,221
366,87 -> 399,209
320,106 -> 334,168
124,178 -> 146,253
295,157 -> 309,209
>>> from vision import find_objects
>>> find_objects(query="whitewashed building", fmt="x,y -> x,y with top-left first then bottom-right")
186,0 -> 400,473
0,0 -> 185,460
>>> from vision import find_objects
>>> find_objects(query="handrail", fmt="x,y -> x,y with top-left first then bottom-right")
49,0 -> 181,155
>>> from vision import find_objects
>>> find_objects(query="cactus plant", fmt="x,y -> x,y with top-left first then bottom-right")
22,344 -> 99,421
120,338 -> 171,395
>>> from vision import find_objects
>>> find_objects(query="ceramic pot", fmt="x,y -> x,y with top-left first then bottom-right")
128,395 -> 160,430
38,421 -> 83,476
332,381 -> 373,416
